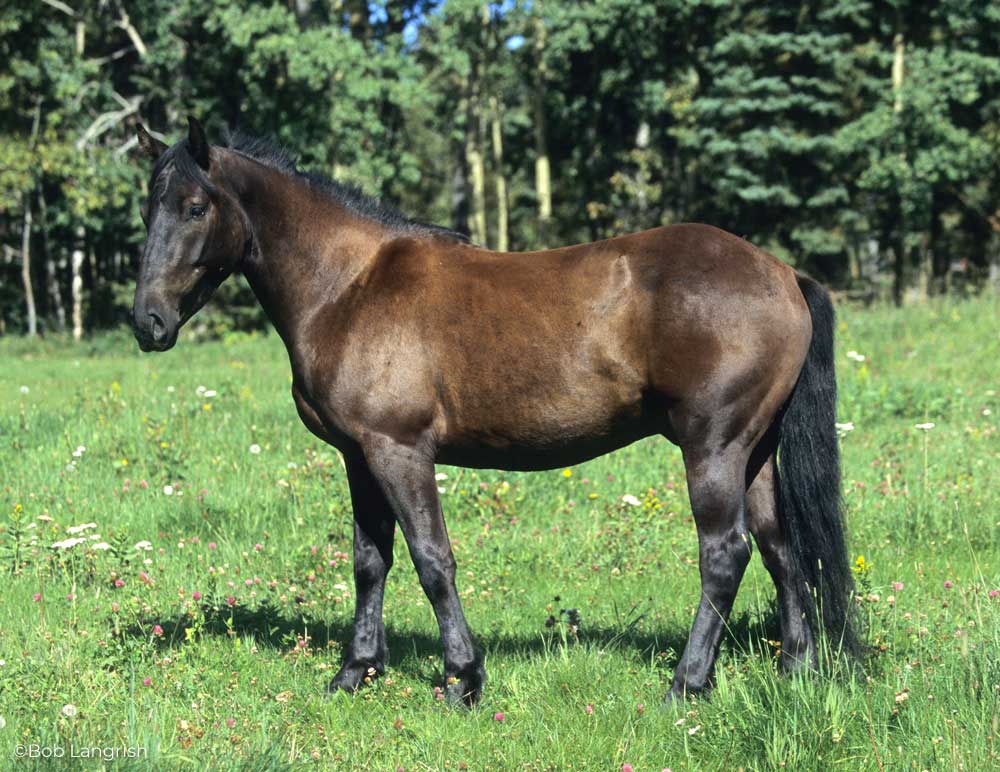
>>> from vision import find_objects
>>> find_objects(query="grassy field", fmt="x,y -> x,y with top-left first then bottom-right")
1,295 -> 998,771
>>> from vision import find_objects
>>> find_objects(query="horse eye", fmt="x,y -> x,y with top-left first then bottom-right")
188,204 -> 207,219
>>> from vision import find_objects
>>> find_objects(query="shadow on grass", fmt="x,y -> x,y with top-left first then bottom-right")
122,599 -> 783,680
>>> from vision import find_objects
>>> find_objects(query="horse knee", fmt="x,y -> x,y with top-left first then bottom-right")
355,555 -> 390,590
700,526 -> 753,585
691,479 -> 752,561
687,465 -> 753,590
411,549 -> 456,602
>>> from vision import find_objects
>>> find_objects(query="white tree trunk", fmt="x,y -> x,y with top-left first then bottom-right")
71,225 -> 85,341
39,192 -> 66,332
532,8 -> 552,245
892,33 -> 905,115
490,95 -> 508,252
465,91 -> 487,246
21,192 -> 37,336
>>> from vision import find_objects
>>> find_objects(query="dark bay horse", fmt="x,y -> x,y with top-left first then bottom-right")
132,118 -> 858,705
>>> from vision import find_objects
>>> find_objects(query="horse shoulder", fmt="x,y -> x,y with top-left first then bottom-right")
295,236 -> 449,448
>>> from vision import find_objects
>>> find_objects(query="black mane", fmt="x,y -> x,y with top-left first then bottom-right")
224,131 -> 469,243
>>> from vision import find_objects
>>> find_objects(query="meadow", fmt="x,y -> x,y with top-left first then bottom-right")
0,295 -> 998,771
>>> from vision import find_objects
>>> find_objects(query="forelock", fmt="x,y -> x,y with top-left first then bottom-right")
149,141 -> 217,198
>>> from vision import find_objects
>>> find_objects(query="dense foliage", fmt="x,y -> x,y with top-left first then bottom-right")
2,0 -> 1000,336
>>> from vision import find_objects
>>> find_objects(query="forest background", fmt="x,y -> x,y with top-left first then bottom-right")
3,0 -> 1000,338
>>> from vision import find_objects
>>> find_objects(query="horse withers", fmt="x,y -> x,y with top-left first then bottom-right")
131,118 -> 859,705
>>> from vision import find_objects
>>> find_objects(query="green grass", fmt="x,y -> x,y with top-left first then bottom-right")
1,296 -> 998,771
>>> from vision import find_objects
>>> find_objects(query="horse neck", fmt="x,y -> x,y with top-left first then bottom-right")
221,152 -> 388,347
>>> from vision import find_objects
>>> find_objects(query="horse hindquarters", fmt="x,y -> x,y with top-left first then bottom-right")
661,262 -> 815,699
675,275 -> 860,701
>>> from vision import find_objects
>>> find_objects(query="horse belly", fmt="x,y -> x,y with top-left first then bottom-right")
436,425 -> 655,471
435,371 -> 665,471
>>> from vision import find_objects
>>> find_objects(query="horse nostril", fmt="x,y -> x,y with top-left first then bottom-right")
148,311 -> 166,341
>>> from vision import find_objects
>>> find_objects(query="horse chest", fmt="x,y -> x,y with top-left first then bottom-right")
290,381 -> 352,449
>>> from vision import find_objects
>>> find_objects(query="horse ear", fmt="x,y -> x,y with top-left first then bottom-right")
187,116 -> 211,170
136,124 -> 166,162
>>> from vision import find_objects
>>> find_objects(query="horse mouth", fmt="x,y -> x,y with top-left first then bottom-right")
136,333 -> 177,352
132,322 -> 178,352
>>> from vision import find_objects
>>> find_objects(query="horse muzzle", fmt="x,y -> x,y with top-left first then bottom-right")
131,305 -> 179,352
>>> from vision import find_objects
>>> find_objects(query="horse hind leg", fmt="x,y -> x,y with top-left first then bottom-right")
746,451 -> 816,672
668,444 -> 754,701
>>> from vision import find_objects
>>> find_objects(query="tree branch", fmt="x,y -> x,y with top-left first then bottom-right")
40,0 -> 76,17
114,135 -> 138,157
87,47 -> 132,67
75,94 -> 142,150
116,11 -> 148,59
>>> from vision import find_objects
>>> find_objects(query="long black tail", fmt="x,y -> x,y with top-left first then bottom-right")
776,275 -> 861,661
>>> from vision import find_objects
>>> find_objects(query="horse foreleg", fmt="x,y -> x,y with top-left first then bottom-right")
669,447 -> 753,701
328,453 -> 396,693
362,435 -> 484,706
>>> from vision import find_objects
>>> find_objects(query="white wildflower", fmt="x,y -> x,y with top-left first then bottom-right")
166,385 -> 175,393
61,704 -> 77,718
915,422 -> 935,431
434,472 -> 448,481
72,446 -> 86,458
0,715 -> 6,729
249,443 -> 262,455
163,485 -> 174,496
846,351 -> 866,362
134,540 -> 153,551
621,494 -> 642,507
66,522 -> 96,535
19,385 -> 29,394
195,385 -> 206,396
835,421 -> 855,438
204,389 -> 217,398
437,486 -> 447,495
51,537 -> 88,550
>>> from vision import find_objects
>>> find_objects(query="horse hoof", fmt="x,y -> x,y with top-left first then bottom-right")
664,682 -> 708,708
444,666 -> 485,708
779,642 -> 816,674
326,661 -> 383,695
